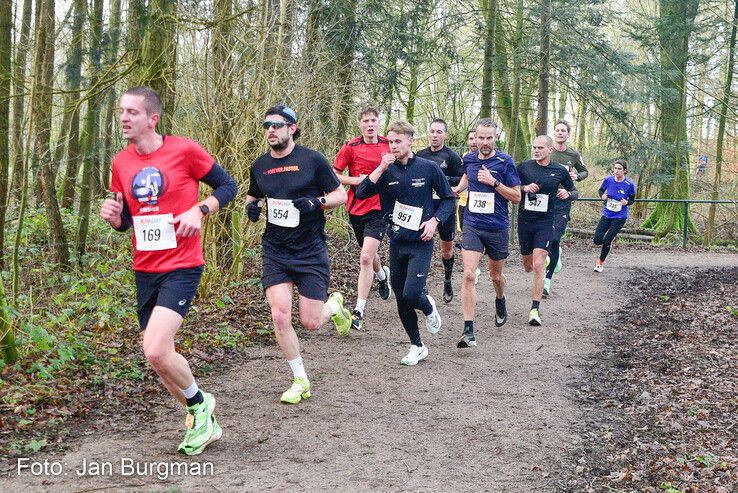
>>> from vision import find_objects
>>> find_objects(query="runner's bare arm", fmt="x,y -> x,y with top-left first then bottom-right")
497,184 -> 521,204
320,185 -> 348,210
333,168 -> 364,186
453,173 -> 468,194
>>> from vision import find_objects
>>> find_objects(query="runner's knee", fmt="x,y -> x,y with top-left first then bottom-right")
271,307 -> 292,331
401,286 -> 425,309
463,268 -> 477,284
359,251 -> 374,269
144,344 -> 169,372
299,313 -> 321,331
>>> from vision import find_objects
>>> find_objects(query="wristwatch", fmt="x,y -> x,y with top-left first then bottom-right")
319,197 -> 327,206
492,179 -> 500,188
199,204 -> 210,216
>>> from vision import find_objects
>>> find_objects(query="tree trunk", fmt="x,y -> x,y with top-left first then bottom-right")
576,98 -> 587,151
535,0 -> 551,136
0,0 -> 11,267
60,0 -> 86,209
33,0 -> 70,266
75,0 -> 104,260
642,0 -> 699,238
406,62 -> 418,124
334,0 -> 359,148
8,0 -> 32,207
138,0 -> 177,133
0,276 -> 16,363
494,0 -> 527,160
480,0 -> 496,118
100,0 -> 122,192
704,0 -> 737,245
126,0 -> 146,87
558,70 -> 568,119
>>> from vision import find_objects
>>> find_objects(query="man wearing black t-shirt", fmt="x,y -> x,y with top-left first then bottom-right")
416,118 -> 464,303
356,121 -> 454,366
246,104 -> 351,405
517,135 -> 577,326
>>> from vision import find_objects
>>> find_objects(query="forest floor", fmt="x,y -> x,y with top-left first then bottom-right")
1,241 -> 736,492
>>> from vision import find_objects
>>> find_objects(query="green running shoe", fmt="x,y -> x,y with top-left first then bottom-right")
528,308 -> 542,326
543,278 -> 551,297
177,392 -> 216,456
329,292 -> 352,336
554,247 -> 562,273
280,376 -> 311,404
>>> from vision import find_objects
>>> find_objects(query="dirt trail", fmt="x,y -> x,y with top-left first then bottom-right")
2,245 -> 736,492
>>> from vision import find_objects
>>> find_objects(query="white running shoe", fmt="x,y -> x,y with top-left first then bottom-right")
474,267 -> 480,285
426,295 -> 442,334
593,263 -> 604,273
400,344 -> 428,366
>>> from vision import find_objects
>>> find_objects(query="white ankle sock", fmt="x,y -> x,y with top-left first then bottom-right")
375,266 -> 387,281
326,298 -> 339,316
354,298 -> 366,315
182,379 -> 199,399
288,356 -> 308,380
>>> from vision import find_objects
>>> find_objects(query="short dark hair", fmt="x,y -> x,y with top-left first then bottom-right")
358,106 -> 380,120
265,104 -> 301,140
466,129 -> 476,139
475,118 -> 498,131
614,159 -> 628,174
123,86 -> 163,116
430,118 -> 448,132
386,120 -> 415,137
554,119 -> 571,132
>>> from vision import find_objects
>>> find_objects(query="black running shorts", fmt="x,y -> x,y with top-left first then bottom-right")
349,210 -> 387,246
135,265 -> 204,331
517,219 -> 553,256
262,249 -> 330,301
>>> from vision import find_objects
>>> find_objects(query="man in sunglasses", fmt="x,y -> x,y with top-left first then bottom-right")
246,104 -> 352,405
100,86 -> 237,455
333,106 -> 392,332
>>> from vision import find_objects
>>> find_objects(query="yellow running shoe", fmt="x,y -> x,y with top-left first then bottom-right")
329,292 -> 351,336
280,377 -> 311,404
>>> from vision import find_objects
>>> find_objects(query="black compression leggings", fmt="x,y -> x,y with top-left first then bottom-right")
389,241 -> 434,347
593,216 -> 627,262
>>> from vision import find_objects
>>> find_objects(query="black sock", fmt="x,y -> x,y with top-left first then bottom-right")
442,256 -> 454,281
186,390 -> 204,407
464,320 -> 474,334
531,300 -> 540,310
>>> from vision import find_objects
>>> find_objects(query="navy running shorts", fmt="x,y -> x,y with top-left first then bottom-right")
461,225 -> 509,261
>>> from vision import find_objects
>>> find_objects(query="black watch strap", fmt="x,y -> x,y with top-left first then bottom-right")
199,204 -> 210,216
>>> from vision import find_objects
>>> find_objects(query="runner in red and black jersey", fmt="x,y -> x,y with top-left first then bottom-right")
100,87 -> 237,456
333,107 -> 392,331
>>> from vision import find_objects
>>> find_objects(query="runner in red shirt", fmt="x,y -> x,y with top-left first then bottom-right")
333,107 -> 392,331
100,87 -> 237,456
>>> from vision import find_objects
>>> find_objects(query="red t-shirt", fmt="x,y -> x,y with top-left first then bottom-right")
110,135 -> 214,272
333,136 -> 390,216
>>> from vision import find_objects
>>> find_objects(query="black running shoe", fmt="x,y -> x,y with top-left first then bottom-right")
377,266 -> 391,300
351,310 -> 364,331
457,332 -> 477,348
443,280 -> 453,303
494,296 -> 507,327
